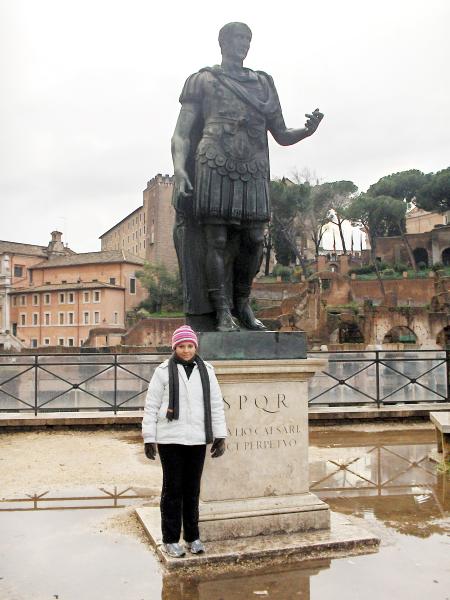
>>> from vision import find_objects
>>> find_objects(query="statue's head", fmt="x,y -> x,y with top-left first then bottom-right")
218,22 -> 252,61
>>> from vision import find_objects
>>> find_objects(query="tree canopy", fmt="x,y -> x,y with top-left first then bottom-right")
415,167 -> 450,212
136,263 -> 183,313
368,169 -> 428,201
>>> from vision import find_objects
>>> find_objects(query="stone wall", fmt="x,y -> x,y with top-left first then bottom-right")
351,277 -> 435,305
123,317 -> 184,348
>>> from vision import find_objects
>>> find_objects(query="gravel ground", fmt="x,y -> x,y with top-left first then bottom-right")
0,428 -> 161,499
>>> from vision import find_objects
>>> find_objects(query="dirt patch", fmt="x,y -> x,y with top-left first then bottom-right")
0,429 -> 162,498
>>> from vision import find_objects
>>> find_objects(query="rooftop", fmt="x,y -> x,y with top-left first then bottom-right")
99,206 -> 143,239
30,250 -> 145,269
0,240 -> 48,258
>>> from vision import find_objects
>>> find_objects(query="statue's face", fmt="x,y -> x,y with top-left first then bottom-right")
221,26 -> 252,61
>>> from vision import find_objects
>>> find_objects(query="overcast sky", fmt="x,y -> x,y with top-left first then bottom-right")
1,0 -> 449,253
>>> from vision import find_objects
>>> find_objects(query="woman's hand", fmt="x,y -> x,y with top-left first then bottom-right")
211,438 -> 226,458
144,442 -> 157,460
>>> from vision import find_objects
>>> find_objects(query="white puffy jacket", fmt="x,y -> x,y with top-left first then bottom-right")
142,359 -> 227,445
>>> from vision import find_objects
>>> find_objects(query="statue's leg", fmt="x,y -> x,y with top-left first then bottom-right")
204,225 -> 239,332
233,225 -> 267,331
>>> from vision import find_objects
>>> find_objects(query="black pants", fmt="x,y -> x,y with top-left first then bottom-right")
158,444 -> 206,544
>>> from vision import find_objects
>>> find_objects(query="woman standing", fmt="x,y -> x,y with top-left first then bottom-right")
142,325 -> 227,558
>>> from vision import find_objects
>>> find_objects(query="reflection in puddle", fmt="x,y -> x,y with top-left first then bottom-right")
162,559 -> 330,600
0,485 -> 156,511
309,429 -> 449,537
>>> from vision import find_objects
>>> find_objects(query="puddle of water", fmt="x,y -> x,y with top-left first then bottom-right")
1,427 -> 449,600
0,508 -> 161,600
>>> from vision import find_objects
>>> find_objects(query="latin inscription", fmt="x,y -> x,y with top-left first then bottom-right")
223,393 -> 288,413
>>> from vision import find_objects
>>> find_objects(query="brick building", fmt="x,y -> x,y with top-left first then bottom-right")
0,232 -> 74,349
99,173 -> 178,271
406,206 -> 449,234
9,250 -> 145,348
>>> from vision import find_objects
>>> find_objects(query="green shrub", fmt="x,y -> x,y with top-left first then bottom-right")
432,262 -> 444,272
393,262 -> 408,273
272,264 -> 293,281
348,264 -> 375,275
417,261 -> 428,270
382,268 -> 396,277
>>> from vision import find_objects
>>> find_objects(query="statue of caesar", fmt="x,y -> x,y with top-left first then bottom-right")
171,22 -> 323,332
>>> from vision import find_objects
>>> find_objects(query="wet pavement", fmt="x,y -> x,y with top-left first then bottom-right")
0,426 -> 449,600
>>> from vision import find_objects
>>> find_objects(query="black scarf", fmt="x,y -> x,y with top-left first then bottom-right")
167,353 -> 213,444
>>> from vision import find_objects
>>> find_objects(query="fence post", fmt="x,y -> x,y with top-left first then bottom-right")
375,350 -> 381,408
34,354 -> 38,416
446,346 -> 450,402
113,354 -> 118,415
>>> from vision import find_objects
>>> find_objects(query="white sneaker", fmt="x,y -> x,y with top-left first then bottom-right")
162,543 -> 185,558
187,539 -> 205,554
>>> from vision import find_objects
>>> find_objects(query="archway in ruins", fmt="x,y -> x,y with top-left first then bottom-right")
442,247 -> 450,266
339,323 -> 364,343
413,247 -> 428,267
436,326 -> 450,348
383,326 -> 417,344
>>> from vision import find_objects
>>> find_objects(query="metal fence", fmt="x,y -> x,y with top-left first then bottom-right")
308,350 -> 448,407
0,350 -> 448,414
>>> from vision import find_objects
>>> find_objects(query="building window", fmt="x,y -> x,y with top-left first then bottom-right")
12,296 -> 17,306
83,312 -> 89,325
20,295 -> 26,306
43,338 -> 50,346
59,293 -> 65,304
94,311 -> 100,324
113,311 -> 119,325
83,292 -> 90,303
32,295 -> 39,306
129,277 -> 136,294
58,338 -> 64,346
68,312 -> 74,325
58,312 -> 64,325
44,294 -> 51,305
32,313 -> 39,326
93,291 -> 100,303
44,312 -> 51,325
109,277 -> 116,285
68,292 -> 75,304
67,338 -> 74,347
14,265 -> 23,278
20,314 -> 26,326
31,339 -> 38,348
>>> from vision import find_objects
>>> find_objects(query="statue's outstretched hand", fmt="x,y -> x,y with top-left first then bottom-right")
305,108 -> 324,136
175,169 -> 193,198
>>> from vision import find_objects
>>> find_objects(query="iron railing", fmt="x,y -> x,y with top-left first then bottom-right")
308,349 -> 448,407
0,350 -> 448,414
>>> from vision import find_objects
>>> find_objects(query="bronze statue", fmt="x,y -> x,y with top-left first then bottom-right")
172,22 -> 323,332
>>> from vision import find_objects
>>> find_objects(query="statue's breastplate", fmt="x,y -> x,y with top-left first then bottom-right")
196,76 -> 269,181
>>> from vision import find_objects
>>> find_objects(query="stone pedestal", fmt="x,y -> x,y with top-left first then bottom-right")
199,357 -> 329,541
136,332 -> 380,568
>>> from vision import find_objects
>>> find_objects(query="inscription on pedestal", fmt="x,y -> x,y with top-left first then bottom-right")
202,380 -> 310,502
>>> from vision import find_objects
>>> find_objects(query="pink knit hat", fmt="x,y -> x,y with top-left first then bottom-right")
171,325 -> 198,350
